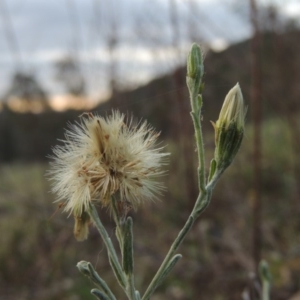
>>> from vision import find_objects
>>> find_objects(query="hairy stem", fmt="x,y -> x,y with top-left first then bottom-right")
88,204 -> 127,289
142,44 -> 208,300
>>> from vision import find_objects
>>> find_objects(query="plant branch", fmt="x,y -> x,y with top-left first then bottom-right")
142,43 -> 209,300
88,204 -> 127,289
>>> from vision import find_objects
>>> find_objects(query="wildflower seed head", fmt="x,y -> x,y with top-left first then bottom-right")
213,83 -> 246,171
49,111 -> 169,217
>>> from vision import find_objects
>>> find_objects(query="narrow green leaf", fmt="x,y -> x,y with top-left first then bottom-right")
109,255 -> 126,288
208,159 -> 217,182
87,263 -> 116,300
122,217 -> 134,275
135,290 -> 141,300
91,289 -> 109,300
150,254 -> 182,294
197,94 -> 202,108
77,261 -> 116,300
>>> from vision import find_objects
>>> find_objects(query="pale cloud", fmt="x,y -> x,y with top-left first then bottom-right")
283,2 -> 300,17
0,0 -> 296,102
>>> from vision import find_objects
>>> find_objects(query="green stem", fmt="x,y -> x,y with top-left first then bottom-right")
191,108 -> 206,193
142,187 -> 213,300
141,214 -> 194,300
87,204 -> 127,289
262,280 -> 270,300
259,260 -> 271,300
135,291 -> 141,300
142,46 -> 209,299
111,198 -> 137,300
127,275 -> 137,300
111,197 -> 124,252
138,44 -> 235,299
188,77 -> 206,194
77,261 -> 116,300
123,218 -> 136,300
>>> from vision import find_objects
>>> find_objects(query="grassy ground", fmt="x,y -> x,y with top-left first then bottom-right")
0,117 -> 299,300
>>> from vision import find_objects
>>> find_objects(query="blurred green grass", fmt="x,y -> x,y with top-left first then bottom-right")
0,116 -> 299,300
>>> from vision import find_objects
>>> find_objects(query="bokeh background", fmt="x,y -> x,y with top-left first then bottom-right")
0,0 -> 300,299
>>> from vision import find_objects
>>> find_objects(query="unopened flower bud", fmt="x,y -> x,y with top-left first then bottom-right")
213,83 -> 246,171
76,261 -> 90,276
216,83 -> 245,131
259,260 -> 272,283
187,43 -> 204,79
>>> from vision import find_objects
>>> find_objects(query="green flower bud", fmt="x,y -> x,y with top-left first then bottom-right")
259,260 -> 272,283
76,260 -> 90,276
187,43 -> 204,79
213,83 -> 246,171
216,83 -> 245,130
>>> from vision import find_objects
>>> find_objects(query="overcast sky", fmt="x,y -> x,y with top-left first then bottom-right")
0,0 -> 299,103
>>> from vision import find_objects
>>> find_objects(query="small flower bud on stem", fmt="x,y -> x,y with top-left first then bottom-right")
212,83 -> 246,174
187,43 -> 204,80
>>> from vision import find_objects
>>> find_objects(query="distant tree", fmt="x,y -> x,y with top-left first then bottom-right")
2,72 -> 50,110
55,56 -> 85,96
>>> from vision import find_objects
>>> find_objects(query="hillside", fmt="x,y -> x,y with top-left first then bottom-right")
0,29 -> 299,162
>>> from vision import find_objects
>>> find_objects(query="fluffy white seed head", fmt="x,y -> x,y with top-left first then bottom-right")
48,111 -> 169,217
